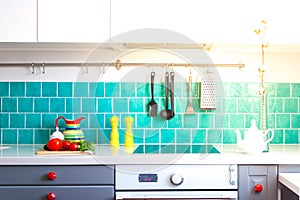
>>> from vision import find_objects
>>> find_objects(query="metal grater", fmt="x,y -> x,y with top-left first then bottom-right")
200,80 -> 216,110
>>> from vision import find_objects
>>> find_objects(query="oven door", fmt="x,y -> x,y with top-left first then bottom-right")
116,191 -> 238,200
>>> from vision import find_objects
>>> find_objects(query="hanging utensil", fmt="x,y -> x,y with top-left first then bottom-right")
200,71 -> 217,110
148,72 -> 158,117
169,71 -> 175,119
186,66 -> 195,114
160,72 -> 173,120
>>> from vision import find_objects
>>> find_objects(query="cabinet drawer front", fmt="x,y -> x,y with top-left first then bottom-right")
0,186 -> 114,200
0,165 -> 114,185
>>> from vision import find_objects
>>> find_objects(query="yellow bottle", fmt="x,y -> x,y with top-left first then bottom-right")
110,116 -> 120,148
124,116 -> 134,150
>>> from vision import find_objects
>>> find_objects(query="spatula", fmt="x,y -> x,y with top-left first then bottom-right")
148,72 -> 157,116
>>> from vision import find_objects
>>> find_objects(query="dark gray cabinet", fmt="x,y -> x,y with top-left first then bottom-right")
0,165 -> 114,200
238,165 -> 277,200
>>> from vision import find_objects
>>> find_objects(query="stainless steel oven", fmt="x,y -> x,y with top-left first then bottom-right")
115,165 -> 238,200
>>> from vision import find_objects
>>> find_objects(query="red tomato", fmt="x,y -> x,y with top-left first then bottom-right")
69,142 -> 79,151
47,138 -> 63,151
62,140 -> 71,150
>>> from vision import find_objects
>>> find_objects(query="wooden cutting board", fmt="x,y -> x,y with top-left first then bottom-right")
36,149 -> 92,155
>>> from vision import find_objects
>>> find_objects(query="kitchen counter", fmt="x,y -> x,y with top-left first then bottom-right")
279,173 -> 300,196
0,144 -> 300,165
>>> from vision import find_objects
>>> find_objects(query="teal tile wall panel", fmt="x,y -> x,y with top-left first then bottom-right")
0,81 -> 299,147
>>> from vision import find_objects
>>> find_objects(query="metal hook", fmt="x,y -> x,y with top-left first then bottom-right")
115,60 -> 122,70
102,63 -> 106,74
31,63 -> 35,74
85,63 -> 88,74
42,63 -> 46,74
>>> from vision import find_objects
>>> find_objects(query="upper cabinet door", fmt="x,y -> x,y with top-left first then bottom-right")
38,0 -> 110,43
0,0 -> 37,42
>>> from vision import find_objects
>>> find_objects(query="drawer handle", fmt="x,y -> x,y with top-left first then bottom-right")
47,192 -> 56,200
47,172 -> 57,180
254,183 -> 263,193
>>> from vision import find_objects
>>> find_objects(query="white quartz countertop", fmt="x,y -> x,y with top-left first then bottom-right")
0,144 -> 300,165
279,173 -> 300,196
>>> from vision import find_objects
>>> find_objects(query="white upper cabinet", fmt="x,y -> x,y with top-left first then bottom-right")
0,0 -> 37,42
38,0 -> 110,43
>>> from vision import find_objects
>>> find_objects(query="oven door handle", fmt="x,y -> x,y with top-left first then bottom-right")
116,191 -> 237,200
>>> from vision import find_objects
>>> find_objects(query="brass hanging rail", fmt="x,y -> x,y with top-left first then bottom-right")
0,60 -> 245,70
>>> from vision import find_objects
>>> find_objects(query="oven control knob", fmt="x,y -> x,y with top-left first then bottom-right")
170,174 -> 184,186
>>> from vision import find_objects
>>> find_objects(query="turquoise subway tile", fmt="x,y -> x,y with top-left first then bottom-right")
285,130 -> 298,144
266,114 -> 275,129
34,98 -> 49,112
42,114 -> 57,128
176,145 -> 190,153
18,129 -> 34,144
18,98 -> 33,112
89,114 -> 100,128
105,82 -> 120,97
10,114 -> 25,128
199,114 -> 213,128
121,82 -> 135,97
58,82 -> 73,97
83,129 -> 97,143
276,114 -> 290,128
26,82 -> 41,97
183,114 -> 198,128
50,98 -> 65,113
133,129 -> 144,144
161,129 -> 175,143
2,98 -> 17,112
145,145 -> 159,153
215,114 -> 229,128
0,114 -> 9,128
74,82 -> 88,97
35,129 -> 50,144
284,99 -> 298,113
129,98 -> 144,113
155,83 -> 164,97
224,98 -> 237,113
245,114 -> 259,127
26,114 -> 41,128
168,114 -> 182,128
94,114 -> 104,128
207,129 -> 222,144
3,129 -> 17,144
90,82 -> 104,97
113,98 -> 128,113
291,83 -> 300,97
161,145 -> 175,153
216,82 -> 227,98
10,82 -> 25,97
42,82 -> 57,97
152,116 -> 167,128
292,114 -> 300,128
66,98 -> 81,113
192,129 -> 206,144
137,82 -> 149,97
270,129 -> 283,144
268,98 -> 283,113
137,114 -> 151,128
229,83 -> 244,97
230,114 -> 244,128
82,98 -> 96,113
173,82 -> 182,97
98,129 -> 110,144
223,129 -> 237,144
145,129 -> 159,143
98,98 -> 112,113
238,98 -> 254,113
277,83 -> 290,97
176,129 -> 191,143
266,83 -> 276,98
0,82 -> 9,96
176,98 -> 187,113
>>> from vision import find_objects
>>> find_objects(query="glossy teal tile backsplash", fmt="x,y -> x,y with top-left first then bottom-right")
0,81 -> 300,149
